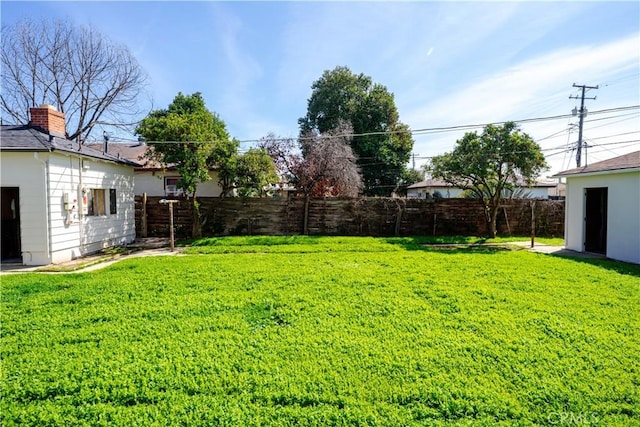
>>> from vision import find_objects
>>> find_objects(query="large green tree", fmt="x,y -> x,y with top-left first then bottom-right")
234,148 -> 278,197
136,92 -> 235,238
299,66 -> 413,196
428,122 -> 548,238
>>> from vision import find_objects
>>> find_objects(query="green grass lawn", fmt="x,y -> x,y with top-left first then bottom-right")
1,237 -> 638,426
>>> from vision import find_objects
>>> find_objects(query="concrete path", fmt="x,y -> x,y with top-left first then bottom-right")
420,241 -> 605,259
0,238 -> 183,275
509,241 -> 606,258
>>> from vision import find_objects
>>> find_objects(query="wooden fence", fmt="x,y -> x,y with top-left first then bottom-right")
136,195 -> 564,238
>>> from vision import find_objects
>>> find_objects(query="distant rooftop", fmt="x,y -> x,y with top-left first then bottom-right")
84,142 -> 160,168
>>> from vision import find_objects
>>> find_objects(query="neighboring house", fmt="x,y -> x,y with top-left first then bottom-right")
406,178 -> 558,199
265,180 -> 297,198
1,105 -> 139,265
86,142 -> 224,197
554,151 -> 640,264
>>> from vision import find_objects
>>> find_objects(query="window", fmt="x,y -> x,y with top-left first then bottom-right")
164,177 -> 183,196
87,189 -> 106,216
109,189 -> 117,215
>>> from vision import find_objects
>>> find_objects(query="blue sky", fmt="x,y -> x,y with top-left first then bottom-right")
2,1 -> 639,174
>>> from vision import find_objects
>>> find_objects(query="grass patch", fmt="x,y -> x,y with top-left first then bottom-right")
1,237 -> 637,426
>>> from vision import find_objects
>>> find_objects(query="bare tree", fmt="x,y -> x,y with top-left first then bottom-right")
299,121 -> 363,197
1,18 -> 149,141
260,121 -> 363,198
259,133 -> 302,186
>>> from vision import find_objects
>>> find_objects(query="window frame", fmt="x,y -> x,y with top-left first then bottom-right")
87,188 -> 106,216
164,177 -> 182,196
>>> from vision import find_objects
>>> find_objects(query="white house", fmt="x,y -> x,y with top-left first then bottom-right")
86,142 -> 224,197
406,178 -> 559,199
1,105 -> 139,265
554,151 -> 640,264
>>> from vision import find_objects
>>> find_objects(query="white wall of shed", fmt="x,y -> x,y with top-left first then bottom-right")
0,152 -> 50,265
565,171 -> 640,264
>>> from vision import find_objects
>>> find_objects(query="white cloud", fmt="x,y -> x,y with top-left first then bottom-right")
404,33 -> 639,128
406,31 -> 640,174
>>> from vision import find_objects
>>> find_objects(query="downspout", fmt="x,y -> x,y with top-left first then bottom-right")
34,152 -> 52,263
79,157 -> 85,253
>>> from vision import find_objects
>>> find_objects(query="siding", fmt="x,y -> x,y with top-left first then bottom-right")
0,152 -> 49,264
75,157 -> 136,257
48,155 -> 82,262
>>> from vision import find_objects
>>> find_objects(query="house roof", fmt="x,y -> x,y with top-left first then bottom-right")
554,151 -> 640,177
84,142 -> 162,169
84,142 -> 219,172
0,125 -> 141,167
407,178 -> 557,190
407,179 -> 452,189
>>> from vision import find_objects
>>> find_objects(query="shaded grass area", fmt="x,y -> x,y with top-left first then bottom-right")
1,238 -> 638,426
184,235 -> 564,254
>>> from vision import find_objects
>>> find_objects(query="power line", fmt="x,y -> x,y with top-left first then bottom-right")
409,139 -> 638,162
112,105 -> 639,146
586,130 -> 640,140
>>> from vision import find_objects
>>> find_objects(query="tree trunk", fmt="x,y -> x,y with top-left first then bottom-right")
192,193 -> 202,239
489,202 -> 500,238
303,196 -> 310,235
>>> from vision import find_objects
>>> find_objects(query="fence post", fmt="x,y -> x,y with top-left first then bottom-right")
503,206 -> 511,236
160,199 -> 178,252
394,200 -> 403,236
433,213 -> 437,236
303,196 -> 310,235
530,200 -> 536,248
141,192 -> 148,237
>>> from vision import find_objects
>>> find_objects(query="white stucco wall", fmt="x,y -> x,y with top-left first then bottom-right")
565,170 -> 640,264
1,151 -> 136,265
407,187 -> 465,198
526,187 -> 552,199
407,186 -> 550,199
134,170 -> 222,197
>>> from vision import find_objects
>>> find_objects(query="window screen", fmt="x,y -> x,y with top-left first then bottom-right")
109,189 -> 117,215
88,189 -> 106,216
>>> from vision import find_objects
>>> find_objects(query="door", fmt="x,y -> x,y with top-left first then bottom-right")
584,187 -> 607,254
1,187 -> 22,262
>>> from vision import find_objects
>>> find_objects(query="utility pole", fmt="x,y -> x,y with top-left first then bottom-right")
569,83 -> 598,167
412,152 -> 419,170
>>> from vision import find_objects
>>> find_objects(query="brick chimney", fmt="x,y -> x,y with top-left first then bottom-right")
29,105 -> 66,137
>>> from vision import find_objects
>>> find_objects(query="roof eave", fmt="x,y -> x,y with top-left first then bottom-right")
0,147 -> 52,153
553,166 -> 640,178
